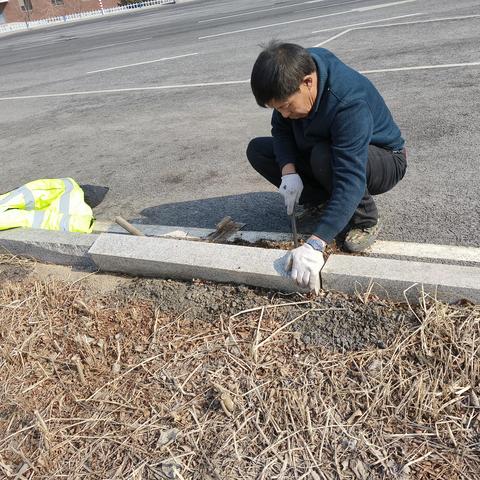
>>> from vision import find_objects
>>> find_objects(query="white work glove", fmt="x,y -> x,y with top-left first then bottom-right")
286,243 -> 324,293
279,173 -> 303,215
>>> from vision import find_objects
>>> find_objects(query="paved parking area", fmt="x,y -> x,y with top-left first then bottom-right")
0,0 -> 479,246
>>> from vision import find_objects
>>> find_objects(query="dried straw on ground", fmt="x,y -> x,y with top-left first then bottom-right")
0,262 -> 479,478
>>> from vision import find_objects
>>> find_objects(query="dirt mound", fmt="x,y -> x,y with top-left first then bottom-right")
116,279 -> 414,351
119,278 -> 271,323
294,294 -> 410,351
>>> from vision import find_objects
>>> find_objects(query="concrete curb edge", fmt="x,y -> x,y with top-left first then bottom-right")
1,225 -> 479,304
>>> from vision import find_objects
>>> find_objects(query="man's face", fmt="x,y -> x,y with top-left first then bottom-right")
268,74 -> 317,120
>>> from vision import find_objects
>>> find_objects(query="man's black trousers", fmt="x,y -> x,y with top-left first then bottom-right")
246,137 -> 407,230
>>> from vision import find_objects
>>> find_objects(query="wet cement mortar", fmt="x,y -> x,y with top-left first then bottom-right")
115,278 -> 417,352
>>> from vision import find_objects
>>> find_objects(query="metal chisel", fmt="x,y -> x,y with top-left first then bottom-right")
290,206 -> 299,248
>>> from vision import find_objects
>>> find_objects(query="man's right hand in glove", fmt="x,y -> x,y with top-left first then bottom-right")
286,240 -> 325,294
279,172 -> 303,215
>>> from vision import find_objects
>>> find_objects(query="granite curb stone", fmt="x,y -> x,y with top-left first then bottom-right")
0,228 -> 98,268
89,233 -> 306,292
1,227 -> 479,304
322,254 -> 480,303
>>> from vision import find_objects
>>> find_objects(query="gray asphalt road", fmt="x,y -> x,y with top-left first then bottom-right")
0,0 -> 479,246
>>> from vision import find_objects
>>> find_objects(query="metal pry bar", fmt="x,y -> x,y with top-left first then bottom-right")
290,207 -> 299,248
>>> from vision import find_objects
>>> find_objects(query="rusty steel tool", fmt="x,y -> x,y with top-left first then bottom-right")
290,206 -> 299,248
206,216 -> 245,243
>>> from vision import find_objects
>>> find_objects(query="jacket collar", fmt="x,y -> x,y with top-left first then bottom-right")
306,50 -> 328,120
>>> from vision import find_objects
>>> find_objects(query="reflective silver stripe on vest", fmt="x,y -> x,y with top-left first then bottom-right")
0,186 -> 35,209
22,187 -> 35,209
0,189 -> 20,207
32,210 -> 45,229
59,178 -> 74,231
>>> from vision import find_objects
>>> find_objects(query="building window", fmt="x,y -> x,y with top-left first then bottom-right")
19,0 -> 33,11
51,0 -> 64,5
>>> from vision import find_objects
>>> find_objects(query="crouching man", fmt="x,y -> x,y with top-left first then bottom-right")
247,41 -> 407,293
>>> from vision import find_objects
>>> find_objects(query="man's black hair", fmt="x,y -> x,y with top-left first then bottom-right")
250,41 -> 316,108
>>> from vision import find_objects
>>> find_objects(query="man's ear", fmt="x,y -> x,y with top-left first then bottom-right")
303,75 -> 314,89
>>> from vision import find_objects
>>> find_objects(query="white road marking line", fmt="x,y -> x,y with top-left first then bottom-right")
0,80 -> 250,101
198,0 -> 354,23
315,29 -> 353,46
198,1 -> 312,23
312,12 -> 422,33
356,0 -> 414,11
314,14 -> 480,47
297,0 -> 372,14
198,0 -> 417,39
2,61 -> 479,101
345,13 -> 480,30
313,13 -> 480,35
370,241 -> 480,264
86,52 -> 199,74
314,13 -> 422,46
314,13 -> 424,45
153,4 -> 231,21
360,62 -> 480,74
71,4 -> 226,37
82,37 -> 152,52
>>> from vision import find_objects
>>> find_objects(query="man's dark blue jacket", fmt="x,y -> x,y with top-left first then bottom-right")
272,47 -> 404,243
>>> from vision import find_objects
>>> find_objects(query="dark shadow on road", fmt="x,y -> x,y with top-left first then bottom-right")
81,184 -> 109,209
135,192 -> 291,232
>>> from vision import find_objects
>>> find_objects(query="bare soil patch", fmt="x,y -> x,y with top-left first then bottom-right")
0,254 -> 33,283
1,254 -> 479,479
119,279 -> 412,352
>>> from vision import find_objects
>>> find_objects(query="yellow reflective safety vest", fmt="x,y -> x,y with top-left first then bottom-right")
0,178 -> 94,233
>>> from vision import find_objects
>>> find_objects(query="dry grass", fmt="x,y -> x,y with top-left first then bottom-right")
0,272 -> 479,479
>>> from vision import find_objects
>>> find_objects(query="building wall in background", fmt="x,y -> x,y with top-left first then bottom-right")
2,0 -> 119,23
0,0 -> 8,23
